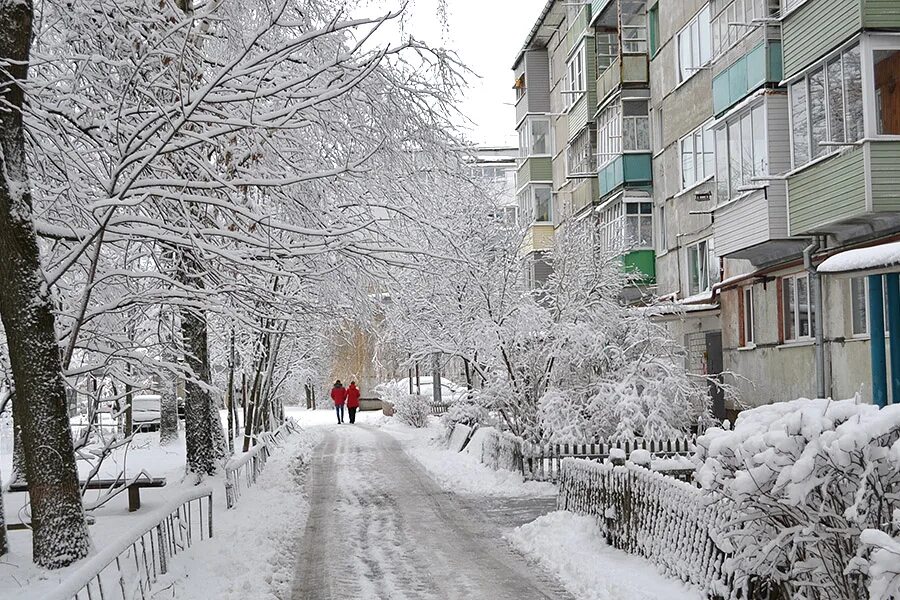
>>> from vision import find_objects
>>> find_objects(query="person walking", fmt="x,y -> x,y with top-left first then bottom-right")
331,380 -> 347,424
346,381 -> 361,424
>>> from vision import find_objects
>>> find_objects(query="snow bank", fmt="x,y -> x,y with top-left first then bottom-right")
507,511 -> 703,600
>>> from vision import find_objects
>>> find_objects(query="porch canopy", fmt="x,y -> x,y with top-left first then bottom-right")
819,240 -> 900,407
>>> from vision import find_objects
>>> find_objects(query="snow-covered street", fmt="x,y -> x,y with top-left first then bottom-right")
291,422 -> 571,599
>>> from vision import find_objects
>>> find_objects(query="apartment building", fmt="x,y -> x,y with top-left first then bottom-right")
512,0 -> 900,414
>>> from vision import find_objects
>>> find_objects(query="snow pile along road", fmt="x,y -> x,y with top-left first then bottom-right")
507,511 -> 704,600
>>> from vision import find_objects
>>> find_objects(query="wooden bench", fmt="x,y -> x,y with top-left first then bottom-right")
7,476 -> 166,530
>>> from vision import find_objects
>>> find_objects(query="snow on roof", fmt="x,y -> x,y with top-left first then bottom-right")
818,240 -> 900,276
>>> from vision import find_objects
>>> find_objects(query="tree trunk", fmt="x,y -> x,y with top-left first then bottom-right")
11,397 -> 26,484
159,375 -> 178,446
176,252 -> 218,476
0,0 -> 91,569
0,466 -> 6,557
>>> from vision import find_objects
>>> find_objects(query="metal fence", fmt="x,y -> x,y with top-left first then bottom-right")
48,487 -> 214,600
224,419 -> 300,508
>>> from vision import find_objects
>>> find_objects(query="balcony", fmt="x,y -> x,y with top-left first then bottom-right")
598,154 -> 651,197
787,140 -> 900,242
514,50 -> 551,126
523,224 -> 555,255
713,189 -> 808,265
623,249 -> 656,285
712,41 -> 782,116
596,55 -> 649,107
516,157 -> 552,188
571,177 -> 599,216
782,0 -> 900,79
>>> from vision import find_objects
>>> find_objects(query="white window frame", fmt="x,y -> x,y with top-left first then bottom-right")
787,42 -> 864,170
679,119 -> 715,191
686,238 -> 716,296
624,200 -> 654,249
714,101 -> 768,203
867,37 -> 900,139
742,286 -> 755,347
677,4 -> 712,84
567,127 -> 597,177
518,117 -> 552,158
597,102 -> 622,168
781,273 -> 815,342
657,204 -> 668,253
566,43 -> 587,110
850,276 -> 891,337
711,0 -> 776,58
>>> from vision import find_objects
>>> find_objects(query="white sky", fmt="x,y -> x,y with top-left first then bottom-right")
361,0 -> 549,148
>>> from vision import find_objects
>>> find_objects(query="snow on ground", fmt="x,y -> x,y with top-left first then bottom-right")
507,511 -> 704,600
376,416 -> 557,498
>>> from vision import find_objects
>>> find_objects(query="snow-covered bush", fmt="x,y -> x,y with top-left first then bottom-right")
695,397 -> 900,600
440,392 -> 490,434
391,394 -> 431,428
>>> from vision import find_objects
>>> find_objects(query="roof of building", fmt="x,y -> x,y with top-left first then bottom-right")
512,0 -> 566,69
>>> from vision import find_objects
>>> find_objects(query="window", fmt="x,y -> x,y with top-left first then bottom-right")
622,21 -> 648,55
625,202 -> 653,248
597,103 -> 622,167
850,277 -> 891,336
566,46 -> 586,109
687,238 -> 716,296
518,118 -> 551,158
715,103 -> 768,202
677,4 -> 711,83
658,204 -> 667,252
599,201 -> 625,251
517,184 -> 553,224
680,120 -> 715,190
789,44 -> 863,168
623,100 -> 650,152
873,48 -> 900,135
781,273 -> 815,341
742,287 -> 755,346
711,0 -> 777,57
651,107 -> 663,152
567,128 -> 597,176
648,3 -> 660,56
596,33 -> 619,76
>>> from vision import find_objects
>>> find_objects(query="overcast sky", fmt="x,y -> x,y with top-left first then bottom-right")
367,0 -> 548,148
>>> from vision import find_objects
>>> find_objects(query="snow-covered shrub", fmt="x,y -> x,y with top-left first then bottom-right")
695,397 -> 900,600
440,392 -> 490,433
391,394 -> 431,428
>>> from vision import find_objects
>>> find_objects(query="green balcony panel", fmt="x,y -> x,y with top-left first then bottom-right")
782,0 -> 861,79
623,249 -> 656,284
788,146 -> 866,235
517,157 -> 552,187
865,0 -> 900,27
713,42 -> 783,116
871,141 -> 900,212
599,154 -> 652,196
599,156 -> 624,196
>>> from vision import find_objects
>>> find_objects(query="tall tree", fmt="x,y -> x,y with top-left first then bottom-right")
0,0 -> 91,568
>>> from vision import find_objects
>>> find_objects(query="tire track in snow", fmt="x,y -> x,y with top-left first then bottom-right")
290,426 -> 572,600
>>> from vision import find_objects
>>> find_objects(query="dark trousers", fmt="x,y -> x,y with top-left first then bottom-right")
335,404 -> 344,423
348,407 -> 357,424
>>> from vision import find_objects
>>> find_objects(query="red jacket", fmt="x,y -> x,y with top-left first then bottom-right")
331,386 -> 347,406
346,385 -> 361,409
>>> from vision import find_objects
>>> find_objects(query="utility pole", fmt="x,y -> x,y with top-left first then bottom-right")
226,327 -> 235,453
432,353 -> 442,405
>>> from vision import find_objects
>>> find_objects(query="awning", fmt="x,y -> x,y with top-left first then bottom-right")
818,240 -> 900,277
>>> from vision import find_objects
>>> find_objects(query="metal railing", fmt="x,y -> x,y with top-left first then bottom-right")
48,487 -> 214,600
223,419 -> 300,508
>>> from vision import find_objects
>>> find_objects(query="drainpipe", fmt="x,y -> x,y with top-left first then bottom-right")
804,237 -> 827,399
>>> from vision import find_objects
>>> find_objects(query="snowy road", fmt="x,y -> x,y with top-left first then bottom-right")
291,425 -> 573,600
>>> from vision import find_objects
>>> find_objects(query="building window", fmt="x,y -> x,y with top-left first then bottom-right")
658,204 -> 667,252
742,287 -> 755,346
567,127 -> 597,177
850,277 -> 891,336
680,120 -> 715,190
623,100 -> 650,152
781,273 -> 815,341
711,0 -> 777,58
596,32 -> 619,76
873,47 -> 900,135
517,184 -> 553,224
651,107 -> 663,152
789,44 -> 863,169
622,20 -> 648,55
648,3 -> 660,56
566,45 -> 586,109
687,238 -> 716,296
677,4 -> 711,83
518,118 -> 551,158
625,201 -> 653,248
597,103 -> 622,167
714,102 -> 767,202
599,200 -> 625,252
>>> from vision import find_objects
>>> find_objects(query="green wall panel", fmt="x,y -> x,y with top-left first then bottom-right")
517,157 -> 552,187
788,147 -> 866,235
623,153 -> 652,183
623,249 -> 656,284
782,0 -> 861,79
871,141 -> 900,212
713,42 -> 781,116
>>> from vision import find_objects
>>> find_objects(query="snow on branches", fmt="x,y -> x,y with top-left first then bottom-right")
695,397 -> 900,599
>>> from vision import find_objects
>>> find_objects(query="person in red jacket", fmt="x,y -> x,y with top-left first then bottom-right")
346,381 -> 361,424
330,380 -> 347,424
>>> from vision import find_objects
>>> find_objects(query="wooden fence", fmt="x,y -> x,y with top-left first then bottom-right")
558,458 -> 742,599
521,437 -> 696,483
47,487 -> 214,600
